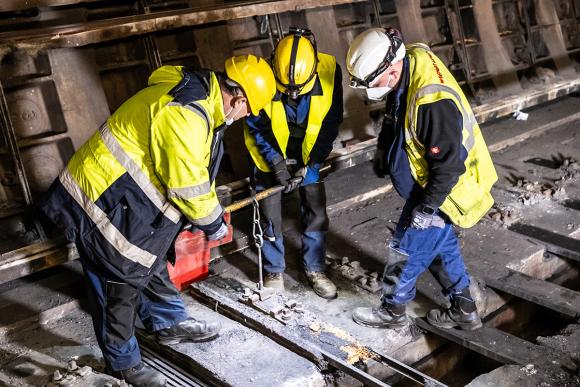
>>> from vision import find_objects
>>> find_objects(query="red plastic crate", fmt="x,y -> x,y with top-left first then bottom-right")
167,212 -> 232,291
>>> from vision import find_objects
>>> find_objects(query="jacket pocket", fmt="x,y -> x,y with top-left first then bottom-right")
104,280 -> 139,345
448,174 -> 485,215
81,196 -> 160,281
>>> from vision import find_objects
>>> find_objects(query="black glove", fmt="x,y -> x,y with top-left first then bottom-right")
373,148 -> 387,178
272,160 -> 292,189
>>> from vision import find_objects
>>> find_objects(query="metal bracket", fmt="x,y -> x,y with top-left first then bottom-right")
239,287 -> 304,325
328,256 -> 382,293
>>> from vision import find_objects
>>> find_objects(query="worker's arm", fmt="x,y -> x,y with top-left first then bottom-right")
245,109 -> 285,166
150,105 -> 223,234
308,64 -> 344,165
416,99 -> 466,208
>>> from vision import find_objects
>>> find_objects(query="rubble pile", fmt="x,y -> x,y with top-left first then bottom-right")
513,179 -> 564,205
558,157 -> 579,181
488,205 -> 519,226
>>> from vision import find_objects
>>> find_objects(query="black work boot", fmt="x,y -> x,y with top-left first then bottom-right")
107,362 -> 166,387
352,303 -> 407,328
157,317 -> 221,345
427,288 -> 482,331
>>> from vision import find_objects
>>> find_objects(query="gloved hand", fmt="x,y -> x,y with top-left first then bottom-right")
207,221 -> 229,241
272,160 -> 292,190
301,164 -> 321,186
410,205 -> 446,230
373,148 -> 387,178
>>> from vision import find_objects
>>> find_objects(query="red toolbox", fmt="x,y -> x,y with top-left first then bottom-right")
167,212 -> 233,291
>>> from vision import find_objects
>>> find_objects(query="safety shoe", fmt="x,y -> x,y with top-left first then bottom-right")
352,303 -> 408,328
264,272 -> 285,291
306,271 -> 337,299
426,306 -> 482,331
107,362 -> 166,387
427,288 -> 482,331
157,317 -> 221,345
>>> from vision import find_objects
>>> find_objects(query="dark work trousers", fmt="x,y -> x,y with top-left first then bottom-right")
79,245 -> 189,371
381,199 -> 471,306
252,168 -> 329,273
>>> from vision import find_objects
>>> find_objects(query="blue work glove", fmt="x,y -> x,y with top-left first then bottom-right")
207,221 -> 228,241
301,164 -> 321,186
410,205 -> 446,230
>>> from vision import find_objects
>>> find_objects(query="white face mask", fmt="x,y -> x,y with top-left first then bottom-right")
366,74 -> 393,101
224,102 -> 242,126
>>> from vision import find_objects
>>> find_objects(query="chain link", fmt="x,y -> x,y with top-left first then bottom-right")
251,196 -> 264,249
251,196 -> 265,289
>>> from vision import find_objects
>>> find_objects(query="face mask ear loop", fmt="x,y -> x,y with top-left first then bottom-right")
225,99 -> 243,125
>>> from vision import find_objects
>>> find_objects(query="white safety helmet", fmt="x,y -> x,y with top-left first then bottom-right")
346,27 -> 405,88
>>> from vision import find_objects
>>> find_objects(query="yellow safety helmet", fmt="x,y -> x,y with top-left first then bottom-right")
272,28 -> 318,98
225,55 -> 276,115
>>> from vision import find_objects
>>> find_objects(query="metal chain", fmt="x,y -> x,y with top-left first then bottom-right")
251,196 -> 265,289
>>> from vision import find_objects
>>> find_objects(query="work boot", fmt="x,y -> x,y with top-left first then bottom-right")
352,303 -> 408,328
107,362 -> 166,387
264,272 -> 285,291
427,288 -> 482,331
157,317 -> 221,345
306,271 -> 337,299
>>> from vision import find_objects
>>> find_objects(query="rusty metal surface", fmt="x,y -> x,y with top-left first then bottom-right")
0,0 -> 365,51
0,0 -> 107,12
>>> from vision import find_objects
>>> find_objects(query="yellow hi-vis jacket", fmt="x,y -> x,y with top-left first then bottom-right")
244,53 -> 336,171
405,44 -> 497,228
40,66 -> 226,285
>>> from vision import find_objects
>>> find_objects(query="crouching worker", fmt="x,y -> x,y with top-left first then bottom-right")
245,28 -> 343,299
40,56 -> 276,386
345,28 -> 497,330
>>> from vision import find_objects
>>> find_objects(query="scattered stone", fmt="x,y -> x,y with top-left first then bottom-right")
53,370 -> 62,381
487,206 -> 519,226
67,359 -> 78,371
309,322 -> 321,332
77,365 -> 91,377
520,363 -> 537,376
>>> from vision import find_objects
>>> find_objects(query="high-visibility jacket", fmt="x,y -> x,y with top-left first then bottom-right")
404,44 -> 497,228
40,66 -> 226,286
244,53 -> 337,171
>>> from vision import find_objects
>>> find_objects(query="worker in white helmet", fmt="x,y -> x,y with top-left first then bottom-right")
346,28 -> 497,330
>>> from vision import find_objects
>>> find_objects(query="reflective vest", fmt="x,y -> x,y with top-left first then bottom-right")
42,66 -> 226,285
405,44 -> 497,228
244,53 -> 336,171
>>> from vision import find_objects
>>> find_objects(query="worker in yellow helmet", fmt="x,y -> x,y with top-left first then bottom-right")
346,28 -> 497,330
245,28 -> 343,299
40,55 -> 276,387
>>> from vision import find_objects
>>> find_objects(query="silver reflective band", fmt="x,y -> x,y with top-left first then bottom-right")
99,124 -> 182,224
59,169 -> 157,268
406,84 -> 476,151
167,101 -> 211,134
189,203 -> 223,227
167,181 -> 211,200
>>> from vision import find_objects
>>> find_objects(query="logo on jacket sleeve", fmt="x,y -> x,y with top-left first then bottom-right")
430,146 -> 440,155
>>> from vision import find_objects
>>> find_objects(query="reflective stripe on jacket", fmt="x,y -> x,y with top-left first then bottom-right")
244,53 -> 337,171
405,44 -> 498,228
41,66 -> 226,285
